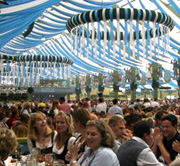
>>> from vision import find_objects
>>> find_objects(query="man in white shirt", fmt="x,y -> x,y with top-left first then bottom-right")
117,120 -> 163,166
151,98 -> 160,108
96,97 -> 107,114
108,99 -> 123,116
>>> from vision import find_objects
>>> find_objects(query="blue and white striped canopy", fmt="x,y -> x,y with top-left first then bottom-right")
0,0 -> 180,88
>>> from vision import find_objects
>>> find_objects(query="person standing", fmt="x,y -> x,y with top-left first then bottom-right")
58,97 -> 71,114
108,99 -> 123,116
96,97 -> 107,114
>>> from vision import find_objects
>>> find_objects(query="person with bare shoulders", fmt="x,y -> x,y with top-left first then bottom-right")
27,112 -> 56,154
53,111 -> 76,164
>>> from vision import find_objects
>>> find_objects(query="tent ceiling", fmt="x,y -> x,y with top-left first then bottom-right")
0,0 -> 180,80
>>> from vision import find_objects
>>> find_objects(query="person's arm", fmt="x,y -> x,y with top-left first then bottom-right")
151,127 -> 162,156
65,142 -> 81,162
158,142 -> 172,164
121,129 -> 133,142
172,140 -> 180,153
67,137 -> 76,150
152,128 -> 172,164
137,148 -> 163,166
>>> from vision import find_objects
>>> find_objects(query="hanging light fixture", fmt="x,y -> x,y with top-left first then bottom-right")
66,7 -> 174,59
0,54 -> 73,87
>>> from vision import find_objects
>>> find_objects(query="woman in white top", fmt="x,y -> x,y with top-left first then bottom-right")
53,111 -> 75,164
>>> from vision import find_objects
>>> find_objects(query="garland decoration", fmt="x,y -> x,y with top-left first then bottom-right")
0,54 -> 73,87
66,7 -> 174,59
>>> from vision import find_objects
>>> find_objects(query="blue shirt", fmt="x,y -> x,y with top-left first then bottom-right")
78,147 -> 120,166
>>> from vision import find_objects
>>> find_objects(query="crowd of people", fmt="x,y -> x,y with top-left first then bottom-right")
0,96 -> 180,166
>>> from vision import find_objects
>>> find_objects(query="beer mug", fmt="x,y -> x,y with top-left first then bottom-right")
26,154 -> 37,166
45,154 -> 54,166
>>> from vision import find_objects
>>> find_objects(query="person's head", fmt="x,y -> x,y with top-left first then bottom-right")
98,97 -> 104,103
71,108 -> 91,133
0,128 -> 18,161
82,102 -> 89,109
19,114 -> 30,126
124,113 -> 141,132
133,120 -> 154,147
28,112 -> 53,140
161,114 -> 178,140
109,115 -> 126,139
55,111 -> 73,136
13,124 -> 28,137
112,99 -> 118,105
154,110 -> 168,126
46,118 -> 55,130
23,102 -> 31,109
59,97 -> 65,104
144,98 -> 149,103
86,120 -> 115,151
52,100 -> 59,109
11,110 -> 17,117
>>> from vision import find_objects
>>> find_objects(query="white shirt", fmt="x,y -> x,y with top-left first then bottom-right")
20,108 -> 32,117
169,154 -> 180,166
53,108 -> 59,116
53,136 -> 76,154
96,102 -> 107,113
133,136 -> 164,166
151,101 -> 160,108
144,102 -> 151,108
27,131 -> 57,153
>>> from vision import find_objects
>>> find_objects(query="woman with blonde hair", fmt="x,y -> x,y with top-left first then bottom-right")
53,111 -> 76,164
27,112 -> 56,154
0,128 -> 18,166
20,102 -> 31,117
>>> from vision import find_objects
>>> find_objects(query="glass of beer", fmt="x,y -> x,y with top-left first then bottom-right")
45,154 -> 54,166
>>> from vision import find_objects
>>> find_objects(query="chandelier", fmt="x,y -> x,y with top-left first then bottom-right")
0,54 -> 73,87
66,7 -> 174,60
